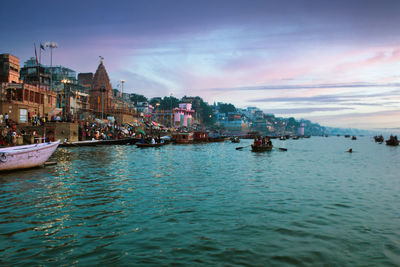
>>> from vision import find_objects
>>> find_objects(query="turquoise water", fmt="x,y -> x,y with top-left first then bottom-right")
1,137 -> 400,266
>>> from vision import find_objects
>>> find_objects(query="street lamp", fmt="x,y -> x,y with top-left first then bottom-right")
61,78 -> 70,120
45,42 -> 58,91
156,102 -> 160,122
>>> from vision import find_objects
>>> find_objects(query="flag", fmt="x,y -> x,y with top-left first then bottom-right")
40,43 -> 45,50
98,96 -> 100,104
34,43 -> 38,65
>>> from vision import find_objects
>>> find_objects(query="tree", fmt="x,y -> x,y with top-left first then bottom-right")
218,103 -> 236,114
130,94 -> 147,104
149,96 -> 180,110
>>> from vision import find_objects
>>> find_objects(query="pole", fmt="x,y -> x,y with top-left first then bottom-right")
50,47 -> 53,92
102,87 -> 104,119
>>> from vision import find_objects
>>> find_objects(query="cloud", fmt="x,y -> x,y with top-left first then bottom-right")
263,107 -> 353,114
209,82 -> 400,92
247,89 -> 400,103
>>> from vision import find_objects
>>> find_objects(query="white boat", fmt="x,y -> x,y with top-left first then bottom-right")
0,140 -> 60,172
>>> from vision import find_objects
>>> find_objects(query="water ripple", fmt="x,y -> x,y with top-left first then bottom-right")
0,138 -> 400,265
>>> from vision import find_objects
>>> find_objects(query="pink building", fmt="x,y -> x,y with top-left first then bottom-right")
173,103 -> 194,127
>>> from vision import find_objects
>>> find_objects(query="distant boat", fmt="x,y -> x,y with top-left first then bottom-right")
386,136 -> 399,146
193,131 -> 209,143
60,137 -> 138,147
351,136 -> 357,140
374,135 -> 384,143
136,142 -> 166,148
172,132 -> 194,144
344,135 -> 350,138
231,137 -> 240,143
0,140 -> 60,172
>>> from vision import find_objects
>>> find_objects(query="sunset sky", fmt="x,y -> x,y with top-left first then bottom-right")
1,0 -> 400,131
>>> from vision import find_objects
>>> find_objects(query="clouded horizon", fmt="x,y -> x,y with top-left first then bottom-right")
1,0 -> 400,131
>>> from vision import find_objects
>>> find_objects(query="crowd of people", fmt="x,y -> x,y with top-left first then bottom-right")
254,136 -> 272,147
79,120 -> 136,141
0,125 -> 20,147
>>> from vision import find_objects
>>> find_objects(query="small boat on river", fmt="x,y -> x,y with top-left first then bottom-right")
173,132 -> 194,144
231,137 -> 240,143
374,135 -> 384,143
251,144 -> 273,152
60,137 -> 138,147
386,135 -> 399,146
0,140 -> 60,172
136,142 -> 166,148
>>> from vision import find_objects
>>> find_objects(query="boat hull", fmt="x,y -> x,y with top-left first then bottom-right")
251,144 -> 273,152
59,138 -> 139,147
0,140 -> 60,171
136,143 -> 165,148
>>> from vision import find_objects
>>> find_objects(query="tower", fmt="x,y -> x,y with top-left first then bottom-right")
90,58 -> 113,118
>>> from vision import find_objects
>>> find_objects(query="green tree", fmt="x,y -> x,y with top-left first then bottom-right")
130,94 -> 148,104
218,103 -> 236,114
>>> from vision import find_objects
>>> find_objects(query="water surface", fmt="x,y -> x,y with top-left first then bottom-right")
1,137 -> 400,265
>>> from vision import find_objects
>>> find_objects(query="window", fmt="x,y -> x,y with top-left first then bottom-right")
19,109 -> 27,123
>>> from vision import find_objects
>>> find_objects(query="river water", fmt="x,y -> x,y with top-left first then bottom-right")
1,136 -> 400,266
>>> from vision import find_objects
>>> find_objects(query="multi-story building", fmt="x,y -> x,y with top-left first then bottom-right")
173,103 -> 194,127
0,54 -> 20,83
20,58 -> 51,90
0,82 -> 58,124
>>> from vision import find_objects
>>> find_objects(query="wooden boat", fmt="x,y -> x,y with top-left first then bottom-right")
0,140 -> 60,172
194,131 -> 209,143
386,136 -> 399,146
99,138 -> 137,145
172,132 -> 194,144
136,142 -> 166,148
351,136 -> 357,140
251,144 -> 273,152
60,137 -> 138,147
59,139 -> 102,147
374,135 -> 384,143
208,136 -> 227,142
231,137 -> 240,143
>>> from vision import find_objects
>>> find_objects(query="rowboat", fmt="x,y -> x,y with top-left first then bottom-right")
231,137 -> 240,143
251,144 -> 273,152
136,143 -> 166,148
0,140 -> 60,172
60,137 -> 139,147
386,136 -> 399,146
59,139 -> 102,147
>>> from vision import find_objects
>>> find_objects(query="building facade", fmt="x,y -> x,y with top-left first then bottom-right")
173,103 -> 194,127
0,82 -> 57,124
0,54 -> 20,83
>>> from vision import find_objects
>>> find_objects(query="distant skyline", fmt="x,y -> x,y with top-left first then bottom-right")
1,0 -> 400,131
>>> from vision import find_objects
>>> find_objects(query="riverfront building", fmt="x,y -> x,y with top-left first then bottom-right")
174,103 -> 194,127
0,54 -> 20,83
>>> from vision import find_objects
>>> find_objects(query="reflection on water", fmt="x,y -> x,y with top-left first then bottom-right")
1,137 -> 400,265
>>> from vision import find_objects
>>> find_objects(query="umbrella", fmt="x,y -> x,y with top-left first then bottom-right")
136,129 -> 146,135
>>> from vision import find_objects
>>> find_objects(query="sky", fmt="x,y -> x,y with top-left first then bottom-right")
1,0 -> 400,131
